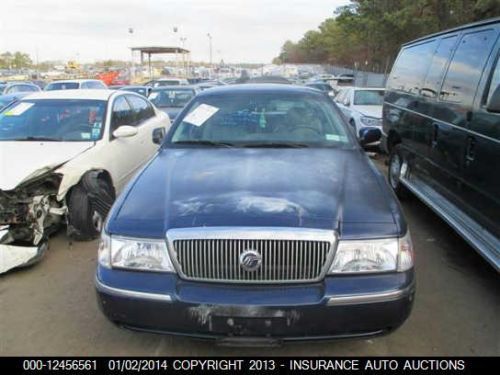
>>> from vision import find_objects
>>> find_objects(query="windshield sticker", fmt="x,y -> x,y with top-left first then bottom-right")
91,128 -> 101,139
149,92 -> 159,100
4,102 -> 34,116
183,104 -> 219,127
81,132 -> 91,140
326,134 -> 340,141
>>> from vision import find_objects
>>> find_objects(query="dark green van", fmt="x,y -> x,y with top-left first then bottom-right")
382,17 -> 500,271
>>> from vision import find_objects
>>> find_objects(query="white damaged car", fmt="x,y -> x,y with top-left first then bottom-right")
0,89 -> 170,273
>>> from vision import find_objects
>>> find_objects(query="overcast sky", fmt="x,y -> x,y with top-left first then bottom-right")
1,0 -> 349,64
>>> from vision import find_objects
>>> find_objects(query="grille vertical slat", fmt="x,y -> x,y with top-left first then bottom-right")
173,237 -> 333,283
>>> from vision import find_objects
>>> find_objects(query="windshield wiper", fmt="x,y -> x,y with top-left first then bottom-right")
16,136 -> 62,141
240,142 -> 310,148
172,140 -> 235,147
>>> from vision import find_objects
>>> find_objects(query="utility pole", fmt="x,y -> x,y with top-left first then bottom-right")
207,33 -> 213,67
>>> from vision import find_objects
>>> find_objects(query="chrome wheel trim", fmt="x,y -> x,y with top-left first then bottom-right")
92,211 -> 103,232
389,154 -> 401,190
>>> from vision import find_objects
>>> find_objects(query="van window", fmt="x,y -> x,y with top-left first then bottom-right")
387,40 -> 437,94
486,53 -> 500,104
421,36 -> 458,98
440,29 -> 497,106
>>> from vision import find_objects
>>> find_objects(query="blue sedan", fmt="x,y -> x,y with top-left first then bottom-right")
96,84 -> 415,344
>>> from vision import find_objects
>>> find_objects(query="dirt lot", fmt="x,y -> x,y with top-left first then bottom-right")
1,157 -> 499,356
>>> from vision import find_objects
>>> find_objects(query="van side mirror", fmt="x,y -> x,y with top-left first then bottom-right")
486,85 -> 500,113
359,128 -> 381,148
152,127 -> 165,145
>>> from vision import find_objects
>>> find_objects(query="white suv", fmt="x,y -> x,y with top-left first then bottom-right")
334,87 -> 384,146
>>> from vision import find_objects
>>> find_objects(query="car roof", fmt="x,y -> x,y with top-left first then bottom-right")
404,16 -> 500,46
20,89 -> 115,101
120,85 -> 148,89
155,77 -> 187,81
151,85 -> 197,90
351,87 -> 384,91
47,79 -> 102,84
196,84 -> 325,97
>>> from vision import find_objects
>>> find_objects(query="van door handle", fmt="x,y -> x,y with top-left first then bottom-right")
465,136 -> 476,166
431,123 -> 439,149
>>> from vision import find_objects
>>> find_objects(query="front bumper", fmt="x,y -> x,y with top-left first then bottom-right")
96,267 -> 415,342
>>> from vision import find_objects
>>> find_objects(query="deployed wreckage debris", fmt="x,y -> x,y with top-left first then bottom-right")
0,171 -> 115,273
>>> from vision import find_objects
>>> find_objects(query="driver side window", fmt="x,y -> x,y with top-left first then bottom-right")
111,96 -> 133,135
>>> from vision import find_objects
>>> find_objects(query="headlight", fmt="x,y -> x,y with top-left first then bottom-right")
360,116 -> 382,127
329,231 -> 414,274
97,232 -> 175,272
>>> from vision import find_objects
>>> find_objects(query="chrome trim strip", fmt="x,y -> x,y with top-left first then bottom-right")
95,277 -> 173,302
167,227 -> 336,241
384,101 -> 500,145
327,285 -> 413,306
166,227 -> 338,284
400,177 -> 500,271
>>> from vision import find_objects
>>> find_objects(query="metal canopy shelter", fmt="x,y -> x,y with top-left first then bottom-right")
130,46 -> 190,79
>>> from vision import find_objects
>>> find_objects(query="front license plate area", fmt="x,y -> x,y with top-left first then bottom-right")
210,316 -> 287,336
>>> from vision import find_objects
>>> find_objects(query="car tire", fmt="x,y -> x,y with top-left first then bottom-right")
388,145 -> 410,199
68,177 -> 113,241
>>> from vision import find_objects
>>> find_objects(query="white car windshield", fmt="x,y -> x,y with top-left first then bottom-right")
353,90 -> 384,105
0,99 -> 107,141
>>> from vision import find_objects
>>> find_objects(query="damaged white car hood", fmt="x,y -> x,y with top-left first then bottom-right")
0,141 -> 94,190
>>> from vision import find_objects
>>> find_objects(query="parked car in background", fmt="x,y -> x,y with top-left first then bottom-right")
383,18 -> 500,271
334,86 -> 384,145
148,85 -> 199,122
305,81 -> 336,97
96,84 -> 414,343
0,89 -> 170,273
143,78 -> 189,87
0,92 -> 31,110
196,80 -> 226,91
246,75 -> 292,84
31,80 -> 47,89
45,79 -> 107,91
1,82 -> 41,95
118,85 -> 151,97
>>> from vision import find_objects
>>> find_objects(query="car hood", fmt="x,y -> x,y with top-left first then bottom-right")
0,141 -> 94,190
352,105 -> 382,118
109,148 -> 402,239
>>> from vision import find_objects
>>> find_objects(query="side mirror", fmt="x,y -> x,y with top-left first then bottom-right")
152,127 -> 165,145
113,125 -> 138,138
359,128 -> 381,147
344,99 -> 351,106
486,85 -> 500,113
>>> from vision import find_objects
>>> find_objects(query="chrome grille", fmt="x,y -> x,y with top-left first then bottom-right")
167,227 -> 336,283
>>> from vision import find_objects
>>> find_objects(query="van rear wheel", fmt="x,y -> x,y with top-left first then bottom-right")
388,145 -> 410,199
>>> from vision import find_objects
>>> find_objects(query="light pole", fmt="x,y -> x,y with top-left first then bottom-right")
207,33 -> 213,67
180,37 -> 187,77
128,27 -> 134,83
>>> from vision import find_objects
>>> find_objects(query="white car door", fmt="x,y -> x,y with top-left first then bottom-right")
124,94 -> 167,170
103,94 -> 144,191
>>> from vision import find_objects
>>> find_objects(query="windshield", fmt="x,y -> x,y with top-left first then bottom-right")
149,89 -> 195,108
353,90 -> 384,105
45,82 -> 79,90
168,92 -> 351,147
156,80 -> 181,86
0,99 -> 106,141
